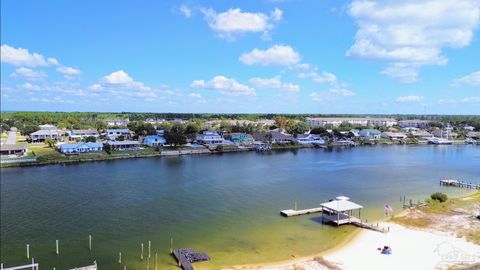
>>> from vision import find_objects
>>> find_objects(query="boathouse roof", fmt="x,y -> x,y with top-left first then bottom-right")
320,199 -> 363,212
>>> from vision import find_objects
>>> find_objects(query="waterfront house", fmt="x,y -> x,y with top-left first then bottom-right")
227,133 -> 253,144
58,142 -> 103,154
0,144 -> 27,156
359,129 -> 381,139
29,129 -> 62,142
196,131 -> 223,145
68,129 -> 99,140
105,140 -> 140,150
106,129 -> 132,141
464,125 -> 475,131
381,132 -> 407,140
349,129 -> 360,137
105,117 -> 130,127
296,134 -> 325,144
143,135 -> 166,147
409,131 -> 433,139
398,119 -> 431,128
432,128 -> 458,139
467,131 -> 480,139
253,131 -> 294,144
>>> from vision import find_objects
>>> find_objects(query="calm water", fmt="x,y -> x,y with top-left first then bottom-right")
1,145 -> 479,269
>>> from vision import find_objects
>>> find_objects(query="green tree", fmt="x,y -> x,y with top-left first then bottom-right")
431,192 -> 448,203
164,124 -> 187,146
185,123 -> 199,142
45,138 -> 56,148
287,122 -> 309,135
83,136 -> 97,142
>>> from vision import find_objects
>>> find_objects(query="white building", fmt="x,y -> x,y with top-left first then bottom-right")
59,142 -> 103,154
196,131 -> 223,145
68,129 -> 99,140
105,118 -> 130,127
398,120 -> 431,128
381,132 -> 407,140
305,117 -> 397,127
296,134 -> 325,144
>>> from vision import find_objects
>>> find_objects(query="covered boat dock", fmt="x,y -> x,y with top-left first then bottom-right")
321,196 -> 363,226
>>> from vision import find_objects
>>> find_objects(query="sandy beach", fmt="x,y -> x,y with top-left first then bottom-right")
228,221 -> 480,270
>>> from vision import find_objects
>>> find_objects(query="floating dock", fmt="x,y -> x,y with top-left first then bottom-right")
440,179 -> 479,190
172,248 -> 210,270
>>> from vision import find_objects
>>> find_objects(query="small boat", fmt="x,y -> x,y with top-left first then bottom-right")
428,138 -> 453,145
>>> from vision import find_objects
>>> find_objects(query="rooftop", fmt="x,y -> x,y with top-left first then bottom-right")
321,199 -> 363,212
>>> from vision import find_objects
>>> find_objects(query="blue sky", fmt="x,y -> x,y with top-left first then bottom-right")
1,0 -> 479,114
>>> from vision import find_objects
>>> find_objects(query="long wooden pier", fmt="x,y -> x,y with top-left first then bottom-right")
440,179 -> 479,190
280,207 -> 324,217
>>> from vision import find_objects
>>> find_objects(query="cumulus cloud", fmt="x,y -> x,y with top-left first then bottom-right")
202,8 -> 283,39
103,70 -> 134,84
1,44 -> 54,67
310,88 -> 356,102
249,76 -> 299,92
347,0 -> 480,83
396,95 -> 424,102
180,4 -> 192,18
19,82 -> 42,91
10,67 -> 47,80
57,66 -> 81,76
451,71 -> 480,87
190,75 -> 256,96
239,45 -> 300,66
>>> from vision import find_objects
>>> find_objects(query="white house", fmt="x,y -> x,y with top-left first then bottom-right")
105,118 -> 130,127
296,134 -> 325,144
58,142 -> 103,154
381,132 -> 407,140
106,129 -> 131,140
143,135 -> 166,147
305,117 -> 397,127
68,129 -> 99,140
359,129 -> 381,139
464,125 -> 475,131
196,131 -> 223,145
30,129 -> 62,142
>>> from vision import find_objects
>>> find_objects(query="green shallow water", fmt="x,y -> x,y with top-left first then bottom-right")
1,145 -> 479,269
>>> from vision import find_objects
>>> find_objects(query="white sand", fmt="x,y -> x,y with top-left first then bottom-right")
325,222 -> 480,270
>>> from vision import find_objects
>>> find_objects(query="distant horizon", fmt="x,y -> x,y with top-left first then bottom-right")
1,110 -> 479,117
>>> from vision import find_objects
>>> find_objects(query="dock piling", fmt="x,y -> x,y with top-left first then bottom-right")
26,244 -> 30,259
119,252 -> 122,264
56,240 -> 59,255
170,237 -> 173,254
141,243 -> 144,260
89,234 -> 92,251
155,252 -> 158,270
148,241 -> 151,259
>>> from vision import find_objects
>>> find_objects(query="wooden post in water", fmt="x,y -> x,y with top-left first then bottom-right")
170,237 -> 173,254
26,244 -> 30,259
403,196 -> 406,208
147,257 -> 150,270
155,252 -> 158,270
141,243 -> 144,260
56,240 -> 59,255
89,234 -> 92,251
119,252 -> 122,264
148,241 -> 151,259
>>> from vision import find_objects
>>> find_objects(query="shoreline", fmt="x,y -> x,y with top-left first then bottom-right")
225,192 -> 480,270
1,143 -> 476,169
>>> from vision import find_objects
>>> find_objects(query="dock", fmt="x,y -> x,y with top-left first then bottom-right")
440,179 -> 479,190
172,248 -> 210,270
280,207 -> 324,217
69,265 -> 97,270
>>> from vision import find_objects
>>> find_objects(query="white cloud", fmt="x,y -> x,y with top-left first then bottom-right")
240,45 -> 300,66
329,88 -> 355,96
180,4 -> 192,18
57,66 -> 81,76
202,8 -> 282,39
451,71 -> 480,87
19,82 -> 42,91
438,96 -> 480,103
310,88 -> 356,102
103,70 -> 134,84
1,44 -> 53,67
190,75 -> 256,96
396,95 -> 424,102
88,84 -> 104,90
249,76 -> 300,92
298,71 -> 338,84
347,0 -> 480,82
10,67 -> 47,80
188,93 -> 202,98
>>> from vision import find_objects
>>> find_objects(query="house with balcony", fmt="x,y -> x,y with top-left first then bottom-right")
143,135 -> 166,147
68,129 -> 99,140
196,131 -> 223,145
29,129 -> 62,142
359,129 -> 381,139
106,129 -> 132,141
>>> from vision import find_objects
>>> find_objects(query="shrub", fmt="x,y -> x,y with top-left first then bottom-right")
431,192 -> 448,203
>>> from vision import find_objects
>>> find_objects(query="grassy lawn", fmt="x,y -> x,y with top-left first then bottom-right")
161,145 -> 196,150
30,147 -> 66,162
111,146 -> 160,155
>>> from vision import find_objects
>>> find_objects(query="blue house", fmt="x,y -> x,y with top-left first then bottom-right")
359,129 -> 381,139
229,133 -> 252,143
59,142 -> 103,154
143,135 -> 166,147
